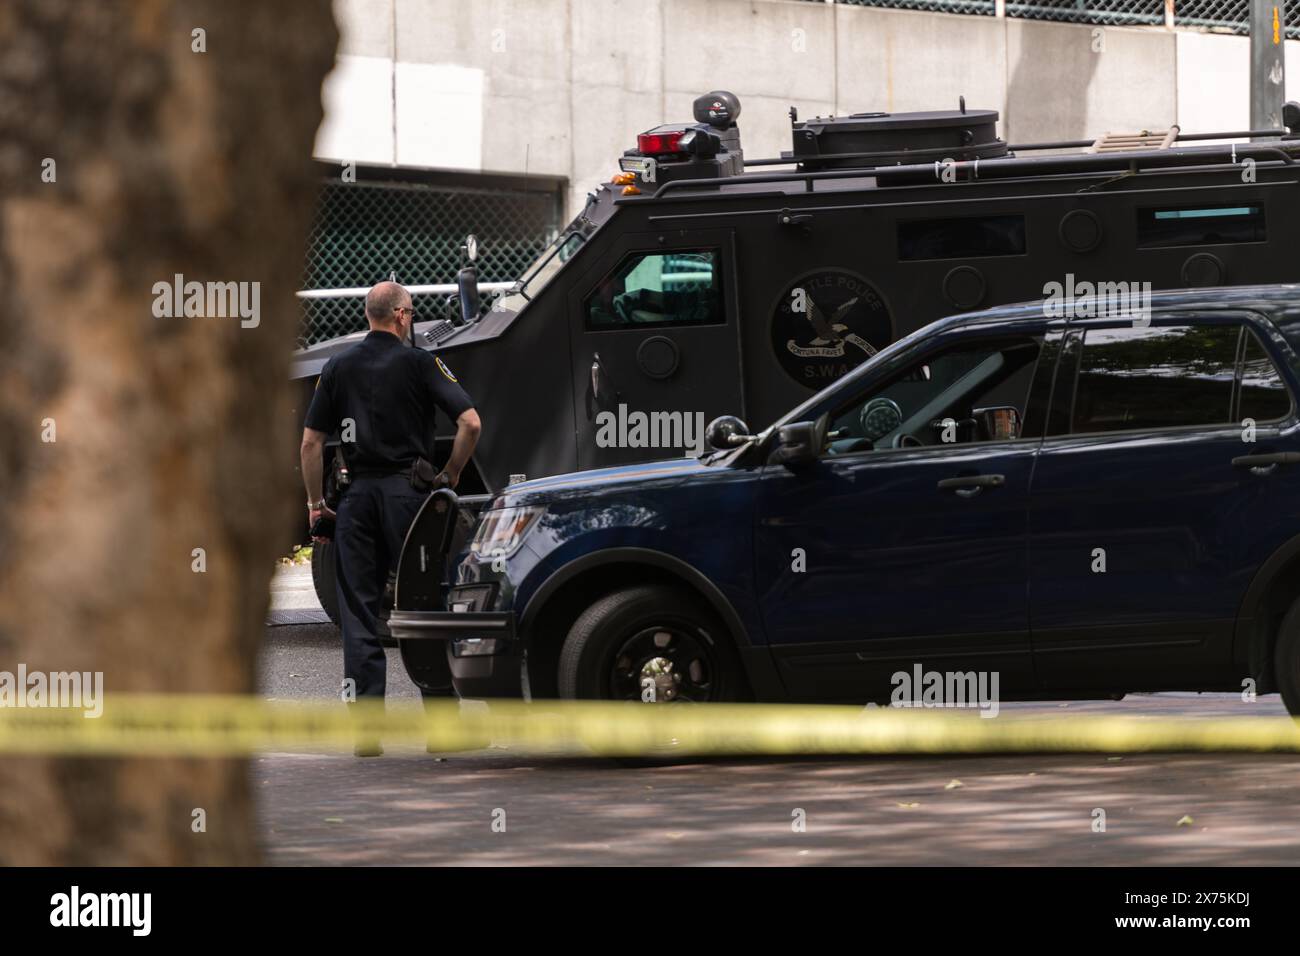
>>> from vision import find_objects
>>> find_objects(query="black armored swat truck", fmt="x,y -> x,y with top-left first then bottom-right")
291,90 -> 1300,624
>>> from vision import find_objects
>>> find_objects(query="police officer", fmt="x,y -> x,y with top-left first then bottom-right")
300,281 -> 481,755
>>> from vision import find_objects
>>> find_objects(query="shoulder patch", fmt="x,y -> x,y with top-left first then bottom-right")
435,356 -> 458,383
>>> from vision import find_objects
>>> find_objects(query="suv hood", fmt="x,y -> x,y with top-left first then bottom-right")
496,456 -> 711,505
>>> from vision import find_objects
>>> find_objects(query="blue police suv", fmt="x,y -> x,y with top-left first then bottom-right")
391,286 -> 1300,715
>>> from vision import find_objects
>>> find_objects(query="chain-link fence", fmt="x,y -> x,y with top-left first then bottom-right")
832,0 -> 1298,36
299,172 -> 564,345
835,0 -> 995,15
1171,0 -> 1300,35
1006,0 -> 1165,25
1174,0 -> 1247,32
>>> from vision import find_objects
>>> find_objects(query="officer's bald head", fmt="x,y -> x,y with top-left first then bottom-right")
365,281 -> 411,329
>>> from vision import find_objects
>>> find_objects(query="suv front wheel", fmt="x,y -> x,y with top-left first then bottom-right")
558,585 -> 749,702
311,540 -> 341,628
1274,597 -> 1300,716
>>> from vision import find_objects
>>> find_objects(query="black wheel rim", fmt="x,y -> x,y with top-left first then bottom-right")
606,623 -> 718,702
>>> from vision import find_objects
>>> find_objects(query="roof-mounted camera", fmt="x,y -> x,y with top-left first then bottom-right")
693,90 -> 741,129
1284,100 -> 1300,137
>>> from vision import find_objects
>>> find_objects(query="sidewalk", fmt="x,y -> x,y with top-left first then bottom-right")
267,561 -> 330,626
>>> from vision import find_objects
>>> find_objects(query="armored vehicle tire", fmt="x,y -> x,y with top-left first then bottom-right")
311,540 -> 341,628
557,585 -> 749,703
1274,597 -> 1300,717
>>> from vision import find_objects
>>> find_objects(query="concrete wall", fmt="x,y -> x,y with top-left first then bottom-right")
314,0 -> 1300,217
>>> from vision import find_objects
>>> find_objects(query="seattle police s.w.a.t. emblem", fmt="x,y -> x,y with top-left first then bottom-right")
770,269 -> 893,388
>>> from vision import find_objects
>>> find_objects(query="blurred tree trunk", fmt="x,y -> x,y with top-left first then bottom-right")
0,0 -> 337,864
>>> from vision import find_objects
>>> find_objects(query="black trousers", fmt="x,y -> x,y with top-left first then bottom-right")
334,474 -> 427,699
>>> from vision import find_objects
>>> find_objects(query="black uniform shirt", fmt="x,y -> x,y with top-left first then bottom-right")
304,331 -> 475,475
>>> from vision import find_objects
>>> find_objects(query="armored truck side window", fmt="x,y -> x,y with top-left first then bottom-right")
584,249 -> 724,330
897,215 -> 1026,261
1237,328 -> 1293,422
1069,325 -> 1239,434
1135,205 -> 1266,248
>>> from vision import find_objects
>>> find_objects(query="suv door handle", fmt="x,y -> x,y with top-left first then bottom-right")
937,474 -> 1005,497
1232,452 -> 1300,472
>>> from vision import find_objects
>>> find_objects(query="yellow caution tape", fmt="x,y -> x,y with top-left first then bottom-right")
1,694 -> 1299,757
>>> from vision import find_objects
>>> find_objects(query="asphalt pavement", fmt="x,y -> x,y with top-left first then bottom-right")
257,563 -> 1300,866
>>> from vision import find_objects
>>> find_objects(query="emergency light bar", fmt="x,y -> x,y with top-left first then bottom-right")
637,129 -> 687,155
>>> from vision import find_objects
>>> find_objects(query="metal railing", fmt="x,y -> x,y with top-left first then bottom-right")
293,282 -> 515,349
294,282 -> 515,301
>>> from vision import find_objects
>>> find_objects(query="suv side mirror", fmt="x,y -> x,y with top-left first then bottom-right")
706,415 -> 751,451
770,420 -> 821,468
971,405 -> 1021,441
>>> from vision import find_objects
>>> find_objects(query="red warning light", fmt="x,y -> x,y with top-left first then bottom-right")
636,130 -> 686,155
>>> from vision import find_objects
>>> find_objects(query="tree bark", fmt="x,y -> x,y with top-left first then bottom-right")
0,0 -> 337,864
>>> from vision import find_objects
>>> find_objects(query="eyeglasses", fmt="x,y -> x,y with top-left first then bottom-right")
395,306 -> 416,319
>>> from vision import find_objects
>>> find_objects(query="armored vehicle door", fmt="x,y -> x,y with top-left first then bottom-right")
567,229 -> 744,469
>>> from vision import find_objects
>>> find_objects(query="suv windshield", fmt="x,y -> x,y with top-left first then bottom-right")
825,335 -> 1042,453
757,320 -> 941,442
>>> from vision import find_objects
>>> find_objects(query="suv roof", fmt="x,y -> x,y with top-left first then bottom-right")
951,283 -> 1300,328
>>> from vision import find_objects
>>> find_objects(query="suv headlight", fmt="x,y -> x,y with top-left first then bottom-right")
469,505 -> 545,560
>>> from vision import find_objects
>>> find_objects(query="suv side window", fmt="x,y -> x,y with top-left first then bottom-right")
1070,324 -> 1238,434
584,249 -> 724,330
824,334 -> 1043,454
1238,328 -> 1292,423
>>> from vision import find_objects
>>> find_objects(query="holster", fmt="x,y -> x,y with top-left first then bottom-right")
324,444 -> 351,510
409,456 -> 439,493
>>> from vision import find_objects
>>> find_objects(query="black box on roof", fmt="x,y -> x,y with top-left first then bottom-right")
787,107 -> 1006,170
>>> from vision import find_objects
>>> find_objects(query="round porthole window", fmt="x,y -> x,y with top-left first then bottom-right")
635,335 -> 680,380
1181,253 -> 1224,287
943,265 -> 986,310
1059,209 -> 1102,253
